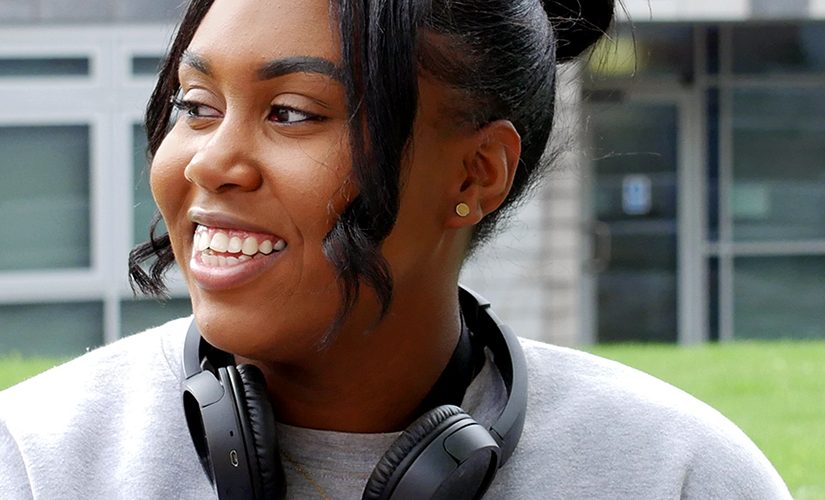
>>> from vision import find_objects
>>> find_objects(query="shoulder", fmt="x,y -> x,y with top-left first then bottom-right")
519,338 -> 718,418
499,338 -> 791,498
517,338 -> 732,449
0,316 -> 191,434
0,317 -> 197,497
0,316 -> 190,418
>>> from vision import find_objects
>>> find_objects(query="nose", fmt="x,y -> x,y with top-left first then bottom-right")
184,121 -> 263,193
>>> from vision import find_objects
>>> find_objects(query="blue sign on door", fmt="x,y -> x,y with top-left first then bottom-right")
622,174 -> 652,215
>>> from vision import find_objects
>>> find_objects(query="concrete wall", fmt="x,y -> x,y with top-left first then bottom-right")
3,0 -> 824,25
0,0 -> 183,23
619,0 -> 819,21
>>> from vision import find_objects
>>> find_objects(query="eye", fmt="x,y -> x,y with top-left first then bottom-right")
171,98 -> 221,119
268,106 -> 322,124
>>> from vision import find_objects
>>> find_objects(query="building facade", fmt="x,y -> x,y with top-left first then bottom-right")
1,1 -> 823,356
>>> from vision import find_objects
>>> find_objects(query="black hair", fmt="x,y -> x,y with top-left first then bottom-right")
129,0 -> 615,331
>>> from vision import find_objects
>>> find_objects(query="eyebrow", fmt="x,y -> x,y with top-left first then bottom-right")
258,56 -> 342,82
180,50 -> 211,75
180,51 -> 342,82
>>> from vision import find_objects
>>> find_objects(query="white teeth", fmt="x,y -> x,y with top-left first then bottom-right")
198,252 -> 244,268
228,236 -> 243,253
259,240 -> 274,255
195,226 -> 287,263
241,237 -> 259,256
197,232 -> 210,251
210,232 -> 230,253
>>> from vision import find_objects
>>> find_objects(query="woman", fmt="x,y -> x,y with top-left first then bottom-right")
0,0 -> 790,498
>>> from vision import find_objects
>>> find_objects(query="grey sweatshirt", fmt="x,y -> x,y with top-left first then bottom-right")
0,317 -> 790,499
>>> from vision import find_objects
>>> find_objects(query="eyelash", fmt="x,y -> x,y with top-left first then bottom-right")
268,106 -> 324,124
170,97 -> 324,125
170,97 -> 215,119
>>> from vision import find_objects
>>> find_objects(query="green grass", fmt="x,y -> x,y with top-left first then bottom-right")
591,341 -> 825,499
0,354 -> 67,392
1,343 -> 823,497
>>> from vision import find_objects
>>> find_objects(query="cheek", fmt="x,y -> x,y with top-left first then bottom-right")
149,134 -> 196,258
282,143 -> 355,231
150,133 -> 193,215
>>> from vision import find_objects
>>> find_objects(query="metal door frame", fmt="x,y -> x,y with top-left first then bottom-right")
580,87 -> 707,345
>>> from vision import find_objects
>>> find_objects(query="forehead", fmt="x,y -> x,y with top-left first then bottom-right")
186,0 -> 340,68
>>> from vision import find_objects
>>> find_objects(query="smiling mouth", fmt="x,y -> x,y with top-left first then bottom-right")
193,224 -> 287,267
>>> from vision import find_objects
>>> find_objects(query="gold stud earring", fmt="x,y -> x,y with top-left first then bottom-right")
455,202 -> 471,217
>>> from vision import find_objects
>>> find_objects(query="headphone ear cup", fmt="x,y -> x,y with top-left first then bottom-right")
235,364 -> 286,500
363,405 -> 467,500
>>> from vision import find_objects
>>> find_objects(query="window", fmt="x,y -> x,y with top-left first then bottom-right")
585,21 -> 825,343
0,57 -> 90,78
731,88 -> 825,241
734,256 -> 825,339
733,23 -> 825,75
724,24 -> 825,341
0,302 -> 103,357
588,24 -> 694,81
0,125 -> 91,270
131,55 -> 163,77
121,298 -> 192,337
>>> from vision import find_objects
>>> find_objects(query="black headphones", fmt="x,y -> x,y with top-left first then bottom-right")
182,286 -> 528,499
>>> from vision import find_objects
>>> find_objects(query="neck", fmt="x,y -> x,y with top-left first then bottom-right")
241,281 -> 463,433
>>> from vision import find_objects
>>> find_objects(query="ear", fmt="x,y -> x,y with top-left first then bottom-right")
445,120 -> 521,229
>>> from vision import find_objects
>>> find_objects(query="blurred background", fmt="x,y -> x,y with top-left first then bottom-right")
1,0 -> 823,353
0,0 -> 823,495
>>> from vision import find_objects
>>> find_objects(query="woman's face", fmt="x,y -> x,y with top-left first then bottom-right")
151,0 -> 467,360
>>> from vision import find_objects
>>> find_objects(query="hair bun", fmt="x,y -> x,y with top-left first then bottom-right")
543,0 -> 615,62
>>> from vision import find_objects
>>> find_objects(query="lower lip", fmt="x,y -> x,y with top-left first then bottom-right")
188,250 -> 284,291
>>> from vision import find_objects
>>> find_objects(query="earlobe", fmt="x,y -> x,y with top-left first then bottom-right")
446,120 -> 521,229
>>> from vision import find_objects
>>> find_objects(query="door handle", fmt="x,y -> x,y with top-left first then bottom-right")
589,221 -> 612,274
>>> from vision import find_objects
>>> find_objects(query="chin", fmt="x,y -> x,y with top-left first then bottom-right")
190,297 -> 334,362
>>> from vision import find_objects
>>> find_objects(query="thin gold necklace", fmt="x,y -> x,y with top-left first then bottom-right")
281,450 -> 332,500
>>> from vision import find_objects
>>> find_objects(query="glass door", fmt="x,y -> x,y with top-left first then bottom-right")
583,91 -> 693,343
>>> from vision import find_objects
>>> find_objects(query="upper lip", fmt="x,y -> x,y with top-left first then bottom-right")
188,207 -> 280,236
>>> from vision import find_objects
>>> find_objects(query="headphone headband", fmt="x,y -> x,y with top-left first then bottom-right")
182,285 -> 528,499
458,286 -> 527,464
